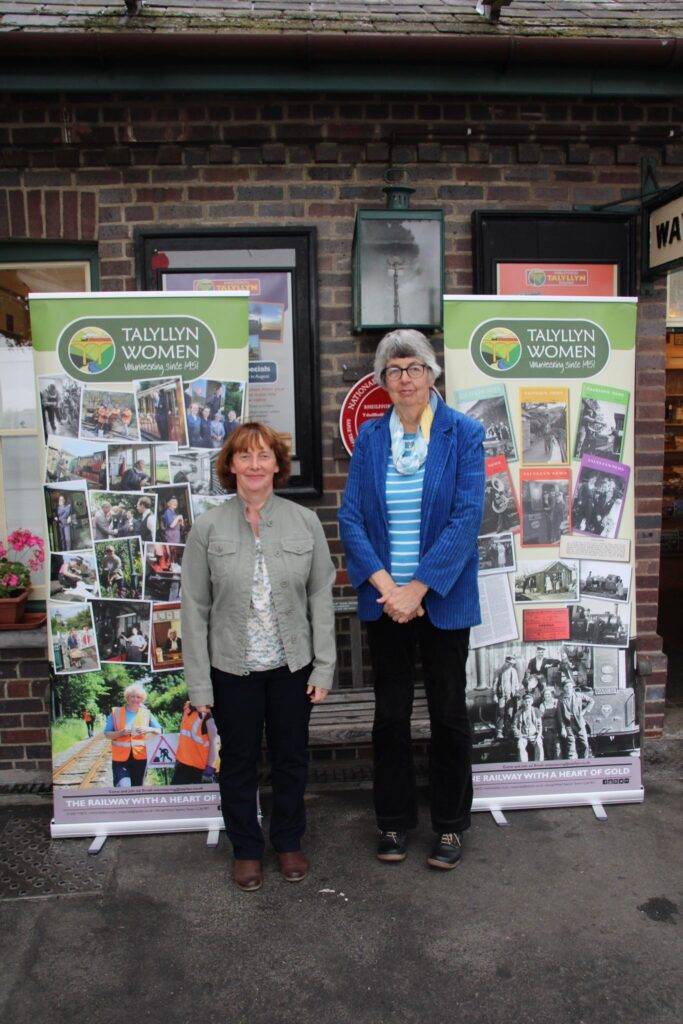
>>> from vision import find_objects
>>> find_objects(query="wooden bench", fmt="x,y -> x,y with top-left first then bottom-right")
310,685 -> 430,746
312,599 -> 430,747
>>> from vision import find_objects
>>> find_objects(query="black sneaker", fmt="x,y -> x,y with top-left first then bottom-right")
427,832 -> 463,870
376,830 -> 408,862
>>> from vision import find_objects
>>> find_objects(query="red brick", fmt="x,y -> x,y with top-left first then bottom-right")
62,190 -> 78,237
8,189 -> 26,236
42,190 -> 59,235
80,191 -> 97,238
1,729 -> 47,744
7,681 -> 30,697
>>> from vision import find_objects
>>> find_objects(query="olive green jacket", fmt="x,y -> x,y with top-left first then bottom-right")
181,494 -> 336,707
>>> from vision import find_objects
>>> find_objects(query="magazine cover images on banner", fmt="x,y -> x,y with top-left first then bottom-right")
443,295 -> 640,809
29,290 -> 249,837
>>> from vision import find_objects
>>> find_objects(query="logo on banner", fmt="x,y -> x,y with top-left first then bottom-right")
57,316 -> 217,383
472,318 -> 610,379
67,326 -> 116,375
479,327 -> 522,371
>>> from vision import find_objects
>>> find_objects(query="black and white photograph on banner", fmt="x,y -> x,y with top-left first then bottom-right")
50,664 -> 213,791
88,490 -> 157,543
579,560 -> 632,603
150,602 -> 183,673
134,377 -> 188,446
191,493 -> 231,519
519,386 -> 569,465
49,601 -> 100,675
79,387 -> 140,442
568,599 -> 630,647
519,468 -> 571,546
91,599 -> 152,665
514,559 -> 579,603
44,481 -> 93,552
107,443 -> 175,490
453,384 -> 517,462
144,483 -> 193,544
168,449 -> 227,495
49,551 -> 99,602
38,374 -> 82,442
94,538 -> 144,600
477,532 -> 516,575
184,378 -> 246,449
143,543 -> 184,601
45,436 -> 107,489
480,455 -> 521,536
573,384 -> 629,463
465,640 -> 637,763
571,455 -> 629,540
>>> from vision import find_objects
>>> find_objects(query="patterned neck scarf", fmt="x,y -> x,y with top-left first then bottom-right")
389,391 -> 439,475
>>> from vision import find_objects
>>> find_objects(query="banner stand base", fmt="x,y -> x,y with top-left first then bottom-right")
51,814 -> 225,842
591,800 -> 609,821
52,787 -> 643,846
472,785 -> 643,818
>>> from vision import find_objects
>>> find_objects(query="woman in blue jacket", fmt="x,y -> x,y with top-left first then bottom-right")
339,330 -> 485,871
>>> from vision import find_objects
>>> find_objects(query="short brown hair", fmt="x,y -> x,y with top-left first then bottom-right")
216,422 -> 291,490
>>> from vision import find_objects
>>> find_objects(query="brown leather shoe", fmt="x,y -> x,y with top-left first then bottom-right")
233,859 -> 262,892
276,850 -> 309,882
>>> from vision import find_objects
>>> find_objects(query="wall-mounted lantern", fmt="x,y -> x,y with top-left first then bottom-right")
352,168 -> 445,333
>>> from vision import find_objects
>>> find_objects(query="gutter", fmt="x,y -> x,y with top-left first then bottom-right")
0,31 -> 681,96
0,31 -> 681,67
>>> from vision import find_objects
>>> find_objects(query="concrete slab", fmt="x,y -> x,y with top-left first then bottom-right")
0,742 -> 681,1024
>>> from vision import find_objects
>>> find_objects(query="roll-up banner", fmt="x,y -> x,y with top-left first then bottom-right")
444,296 -> 642,812
28,292 -> 249,839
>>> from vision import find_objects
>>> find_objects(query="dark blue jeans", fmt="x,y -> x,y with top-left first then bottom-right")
112,756 -> 147,788
211,663 -> 313,860
366,614 -> 472,835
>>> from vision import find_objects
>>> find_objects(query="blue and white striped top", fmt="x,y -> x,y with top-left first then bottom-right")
386,435 -> 425,585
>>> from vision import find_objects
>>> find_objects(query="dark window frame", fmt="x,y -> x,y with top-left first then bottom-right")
472,211 -> 636,296
136,227 -> 322,498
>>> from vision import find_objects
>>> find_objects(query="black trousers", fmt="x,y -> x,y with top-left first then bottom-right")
211,663 -> 313,860
366,614 -> 472,834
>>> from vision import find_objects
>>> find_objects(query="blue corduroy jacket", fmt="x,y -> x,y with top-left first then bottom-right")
338,400 -> 486,628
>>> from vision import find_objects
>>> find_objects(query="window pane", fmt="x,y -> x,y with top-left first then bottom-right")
359,219 -> 441,326
2,436 -> 44,586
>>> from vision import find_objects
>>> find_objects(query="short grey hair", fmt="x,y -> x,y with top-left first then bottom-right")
373,329 -> 442,386
124,683 -> 147,701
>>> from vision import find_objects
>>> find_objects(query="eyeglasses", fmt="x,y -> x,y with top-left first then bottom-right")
383,363 -> 428,382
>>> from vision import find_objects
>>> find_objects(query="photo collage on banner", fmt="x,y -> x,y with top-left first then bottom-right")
29,291 -> 249,836
446,294 -> 641,808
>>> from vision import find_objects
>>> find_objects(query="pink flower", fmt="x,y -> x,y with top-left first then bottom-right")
6,574 -> 19,587
7,529 -> 31,552
0,543 -> 6,559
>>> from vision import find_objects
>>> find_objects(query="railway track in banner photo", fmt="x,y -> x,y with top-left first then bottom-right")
53,734 -> 113,789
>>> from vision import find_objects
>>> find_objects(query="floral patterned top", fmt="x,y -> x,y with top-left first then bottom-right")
244,537 -> 287,672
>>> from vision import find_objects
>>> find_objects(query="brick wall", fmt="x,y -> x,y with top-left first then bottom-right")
0,637 -> 51,778
0,92 -> 673,745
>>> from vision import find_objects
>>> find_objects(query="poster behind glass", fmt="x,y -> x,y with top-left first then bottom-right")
163,272 -> 297,462
358,218 -> 441,327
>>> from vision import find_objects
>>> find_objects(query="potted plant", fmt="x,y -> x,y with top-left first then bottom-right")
0,529 -> 45,625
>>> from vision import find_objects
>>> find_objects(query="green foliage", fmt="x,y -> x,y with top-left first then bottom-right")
50,604 -> 94,634
53,664 -> 186,729
51,717 -> 89,755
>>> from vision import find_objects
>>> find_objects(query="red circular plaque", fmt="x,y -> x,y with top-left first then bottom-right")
339,373 -> 391,455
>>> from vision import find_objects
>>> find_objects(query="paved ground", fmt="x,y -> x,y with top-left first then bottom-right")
0,738 -> 681,1024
